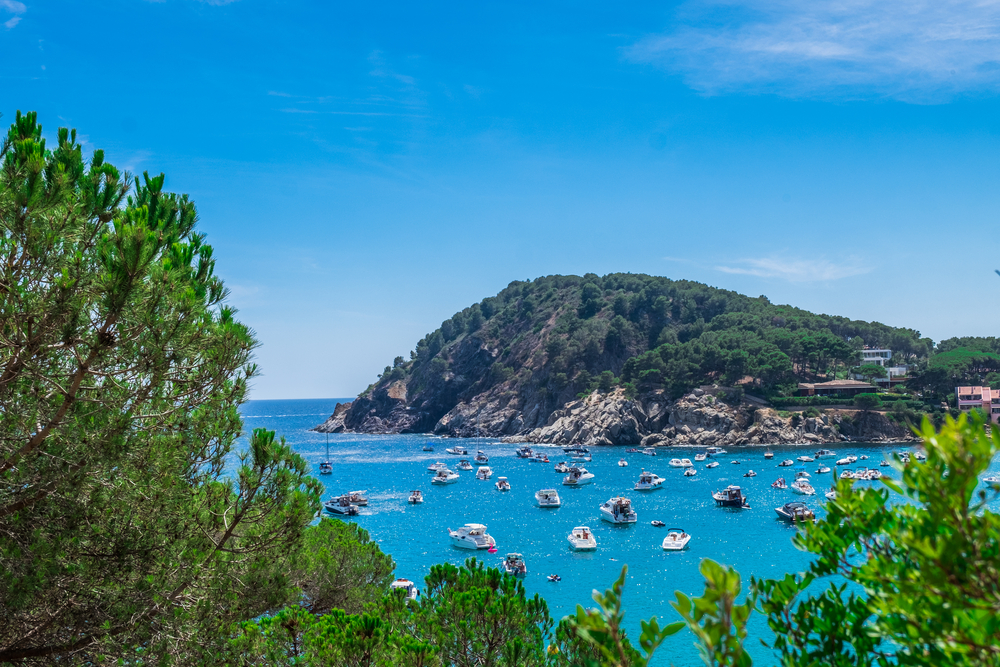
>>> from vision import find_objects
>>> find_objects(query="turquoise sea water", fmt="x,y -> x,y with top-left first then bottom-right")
240,398 -> 1000,665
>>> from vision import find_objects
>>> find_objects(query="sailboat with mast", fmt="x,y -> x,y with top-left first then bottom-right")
319,432 -> 332,475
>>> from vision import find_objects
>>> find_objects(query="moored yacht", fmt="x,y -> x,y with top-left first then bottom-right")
535,488 -> 561,508
634,469 -> 665,491
390,578 -> 419,600
705,446 -> 727,457
474,450 -> 489,464
531,453 -> 551,463
427,461 -> 448,473
668,458 -> 685,468
764,450 -> 774,459
319,461 -> 333,475
456,459 -> 474,471
642,447 -> 657,456
422,444 -> 434,452
743,470 -> 756,477
448,523 -> 496,550
475,466 -> 493,480
501,552 -> 527,577
446,445 -> 469,456
684,468 -> 697,476
712,485 -> 749,508
816,465 -> 831,474
835,455 -> 858,466
662,527 -> 691,551
815,449 -> 836,459
567,526 -> 597,551
408,489 -> 423,504
515,446 -> 534,458
706,461 -> 720,469
562,467 -> 595,486
599,497 -> 637,524
778,459 -> 794,467
495,476 -> 511,491
680,458 -> 694,467
790,479 -> 816,495
431,469 -> 459,485
345,491 -> 368,506
554,462 -> 570,473
771,478 -> 787,489
797,455 -> 814,462
694,453 -> 707,462
618,458 -> 629,467
775,502 -> 815,523
324,495 -> 359,515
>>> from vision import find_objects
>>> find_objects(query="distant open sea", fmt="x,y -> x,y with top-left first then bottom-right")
239,398 -> 1000,665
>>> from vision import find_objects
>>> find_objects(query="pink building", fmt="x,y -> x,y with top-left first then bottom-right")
955,386 -> 1000,423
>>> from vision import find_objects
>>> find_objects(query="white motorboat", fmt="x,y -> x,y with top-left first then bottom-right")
554,461 -> 570,473
668,458 -> 685,468
705,447 -> 727,457
422,445 -> 434,452
839,468 -> 855,480
778,459 -> 794,467
448,523 -> 496,550
680,458 -> 694,467
983,475 -> 1000,483
456,459 -> 474,471
651,520 -> 665,527
319,461 -> 332,475
564,446 -> 590,455
795,471 -> 811,479
324,495 -> 359,515
815,449 -> 836,459
880,460 -> 890,467
427,462 -> 448,473
695,453 -> 707,462
706,461 -> 720,469
562,467 -> 595,486
731,460 -> 740,465
661,527 -> 691,551
859,455 -> 868,460
446,445 -> 469,456
431,469 -> 459,485
515,446 -> 534,458
825,489 -> 837,500
474,450 -> 489,464
345,491 -> 368,506
531,453 -> 551,463
816,465 -> 831,474
501,552 -> 527,577
642,447 -> 657,456
772,478 -> 787,489
797,455 -> 814,462
634,470 -> 665,491
618,458 -> 629,467
408,490 -> 423,504
712,485 -> 749,508
495,476 -> 511,491
914,452 -> 926,461
775,502 -> 815,523
475,466 -> 493,480
835,456 -> 857,466
567,526 -> 597,551
571,452 -> 592,462
764,450 -> 774,459
684,468 -> 697,477
390,578 -> 419,600
535,488 -> 562,508
599,497 -> 637,524
790,480 -> 816,495
743,470 -> 756,477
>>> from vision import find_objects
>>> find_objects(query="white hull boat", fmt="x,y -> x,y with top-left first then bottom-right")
599,497 -> 637,524
457,460 -> 473,471
706,461 -> 720,469
427,462 -> 448,473
835,456 -> 858,466
324,496 -> 359,515
705,447 -> 727,457
797,456 -> 814,462
474,451 -> 489,464
662,528 -> 691,551
618,458 -> 628,467
390,578 -> 419,600
501,552 -> 527,577
642,447 -> 657,456
446,446 -> 469,456
790,480 -> 816,495
668,458 -> 685,468
431,470 -> 459,485
408,490 -> 423,504
345,491 -> 368,506
562,467 -> 595,486
775,502 -> 815,523
535,488 -> 561,508
476,466 -> 493,480
680,458 -> 694,468
694,453 -> 707,462
634,470 -> 665,491
567,526 -> 597,551
448,523 -> 496,550
684,468 -> 697,477
815,449 -> 836,459
495,476 -> 511,491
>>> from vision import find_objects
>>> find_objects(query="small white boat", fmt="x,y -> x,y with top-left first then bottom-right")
495,476 -> 511,491
706,461 -> 720,469
319,461 -> 333,475
554,461 -> 570,473
764,450 -> 774,459
668,458 -> 685,468
797,455 -> 814,462
815,449 -> 836,459
662,527 -> 691,550
474,450 -> 489,464
431,469 -> 459,485
816,465 -> 831,474
457,459 -> 474,471
599,497 -> 637,524
651,520 -> 665,527
531,453 -> 551,463
705,447 -> 727,457
914,452 -> 926,461
515,446 -> 534,458
790,480 -> 816,495
743,470 -> 756,477
324,495 -> 359,515
475,466 -> 493,480
825,489 -> 837,500
684,468 -> 697,477
567,526 -> 597,551
571,452 -> 592,462
835,456 -> 857,466
695,453 -> 707,462
839,468 -> 855,480
427,461 -> 448,473
983,475 -> 1000,483
879,460 -> 890,467
680,458 -> 694,467
771,478 -> 787,489
446,445 -> 469,456
795,471 -> 811,479
448,523 -> 496,550
642,447 -> 657,456
408,489 -> 423,504
634,469 -> 665,491
345,491 -> 368,506
562,467 -> 595,486
859,455 -> 868,460
775,502 -> 815,523
501,552 -> 527,577
390,578 -> 419,600
730,460 -> 740,465
618,458 -> 629,467
535,488 -> 561,508
778,459 -> 794,467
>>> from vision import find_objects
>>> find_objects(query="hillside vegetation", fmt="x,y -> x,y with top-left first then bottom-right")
333,273 -> 932,435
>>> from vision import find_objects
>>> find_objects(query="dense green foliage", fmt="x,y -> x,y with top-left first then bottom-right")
0,112 -> 322,663
576,414 -> 1000,666
378,273 -> 932,416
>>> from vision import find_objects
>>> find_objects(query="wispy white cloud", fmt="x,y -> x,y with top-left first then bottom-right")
268,90 -> 292,97
628,0 -> 1000,102
715,255 -> 871,281
1,0 -> 25,29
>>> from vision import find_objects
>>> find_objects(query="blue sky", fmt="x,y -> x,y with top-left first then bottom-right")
4,1 -> 1000,399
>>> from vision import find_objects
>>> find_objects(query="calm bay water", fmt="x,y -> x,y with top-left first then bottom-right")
239,398 -> 1000,665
